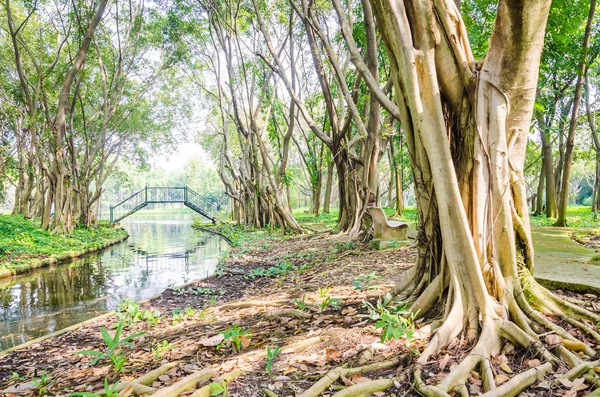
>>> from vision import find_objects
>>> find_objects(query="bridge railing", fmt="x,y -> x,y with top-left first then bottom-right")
109,186 -> 220,223
186,188 -> 220,218
146,186 -> 186,203
110,188 -> 146,222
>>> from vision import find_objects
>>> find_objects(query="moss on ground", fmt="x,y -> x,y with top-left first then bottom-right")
0,214 -> 128,269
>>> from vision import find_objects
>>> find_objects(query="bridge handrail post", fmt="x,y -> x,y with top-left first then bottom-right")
184,186 -> 188,203
145,186 -> 148,203
110,205 -> 113,223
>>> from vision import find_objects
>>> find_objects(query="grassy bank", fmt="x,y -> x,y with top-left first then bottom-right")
192,219 -> 286,248
0,214 -> 128,276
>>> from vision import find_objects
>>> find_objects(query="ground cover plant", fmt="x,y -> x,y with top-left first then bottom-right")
0,215 -> 127,270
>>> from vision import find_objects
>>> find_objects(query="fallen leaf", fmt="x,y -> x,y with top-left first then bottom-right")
545,334 -> 561,345
239,336 -> 252,348
500,362 -> 513,374
439,355 -> 451,371
198,334 -> 224,347
495,374 -> 509,386
351,375 -> 372,383
526,359 -> 541,368
325,348 -> 340,361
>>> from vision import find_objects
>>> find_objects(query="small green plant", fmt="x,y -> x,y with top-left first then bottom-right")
141,309 -> 162,326
31,371 -> 52,396
265,345 -> 282,373
184,307 -> 196,318
69,379 -> 121,397
115,298 -> 161,327
209,297 -> 216,306
151,340 -> 174,359
209,381 -> 227,396
245,259 -> 297,279
76,321 -> 145,373
293,296 -> 307,310
318,287 -> 330,298
320,296 -> 342,313
220,324 -> 250,351
9,372 -> 25,381
361,295 -> 415,343
172,309 -> 185,325
352,272 -> 380,291
115,298 -> 142,325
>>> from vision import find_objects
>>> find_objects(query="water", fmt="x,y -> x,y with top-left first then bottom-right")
0,213 -> 228,351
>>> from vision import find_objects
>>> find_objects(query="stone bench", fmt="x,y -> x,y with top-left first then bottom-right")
367,206 -> 409,249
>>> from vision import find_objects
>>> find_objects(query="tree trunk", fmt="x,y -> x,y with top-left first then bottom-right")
555,0 -> 596,226
534,165 -> 545,215
537,115 -> 558,217
348,1 -> 599,394
49,0 -> 108,234
323,160 -> 334,213
585,71 -> 600,213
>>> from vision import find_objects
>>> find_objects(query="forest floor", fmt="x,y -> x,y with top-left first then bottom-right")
1,223 -> 600,397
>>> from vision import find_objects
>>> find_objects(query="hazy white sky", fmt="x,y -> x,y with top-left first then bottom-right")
151,142 -> 213,172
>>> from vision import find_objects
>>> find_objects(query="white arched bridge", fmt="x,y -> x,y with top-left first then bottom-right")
109,186 -> 220,224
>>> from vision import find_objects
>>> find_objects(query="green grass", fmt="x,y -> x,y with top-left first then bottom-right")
0,214 -> 128,269
192,220 -> 286,248
292,206 -> 418,231
531,205 -> 600,228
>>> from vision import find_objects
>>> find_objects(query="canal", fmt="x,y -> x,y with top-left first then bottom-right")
0,213 -> 228,350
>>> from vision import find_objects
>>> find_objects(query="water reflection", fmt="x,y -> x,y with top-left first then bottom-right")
0,213 -> 228,350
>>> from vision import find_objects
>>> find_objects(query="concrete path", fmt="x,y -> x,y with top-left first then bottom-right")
532,226 -> 600,294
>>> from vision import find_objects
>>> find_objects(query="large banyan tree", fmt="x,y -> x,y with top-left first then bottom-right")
326,0 -> 600,395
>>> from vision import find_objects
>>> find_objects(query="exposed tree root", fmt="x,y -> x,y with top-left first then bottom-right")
263,388 -> 279,397
264,308 -> 312,319
330,378 -> 394,397
190,369 -> 242,397
480,362 -> 552,397
152,368 -> 215,397
298,359 -> 400,397
218,300 -> 291,310
105,362 -> 181,394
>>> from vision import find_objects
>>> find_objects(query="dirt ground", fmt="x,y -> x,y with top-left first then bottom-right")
0,231 -> 599,397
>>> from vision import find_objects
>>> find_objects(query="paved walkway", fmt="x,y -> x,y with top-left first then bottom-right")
532,226 -> 600,294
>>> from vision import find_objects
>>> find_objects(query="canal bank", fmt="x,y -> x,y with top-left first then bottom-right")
0,215 -> 129,279
0,213 -> 229,351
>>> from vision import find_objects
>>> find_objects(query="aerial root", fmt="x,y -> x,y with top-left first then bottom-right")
297,359 -> 400,397
480,362 -> 552,397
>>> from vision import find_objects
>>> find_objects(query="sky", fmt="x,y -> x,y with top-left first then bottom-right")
151,141 -> 213,172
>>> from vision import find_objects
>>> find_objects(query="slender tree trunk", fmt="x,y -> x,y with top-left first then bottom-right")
585,72 -> 600,213
323,160 -> 334,214
555,0 -> 596,226
535,165 -> 545,215
537,115 -> 558,217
